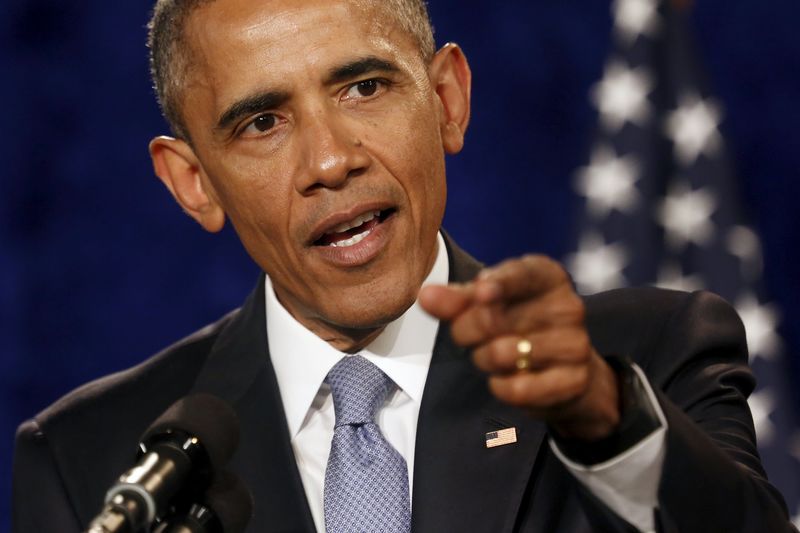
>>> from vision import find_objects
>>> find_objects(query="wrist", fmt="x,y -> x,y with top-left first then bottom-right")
550,355 -> 663,465
551,352 -> 621,441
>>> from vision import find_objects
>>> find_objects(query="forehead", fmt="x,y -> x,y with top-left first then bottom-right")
183,0 -> 419,104
191,0 -> 377,46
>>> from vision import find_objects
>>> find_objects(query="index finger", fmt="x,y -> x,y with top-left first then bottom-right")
475,255 -> 570,305
418,283 -> 476,321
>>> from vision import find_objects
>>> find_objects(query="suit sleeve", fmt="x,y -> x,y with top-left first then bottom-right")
13,419 -> 82,533
646,291 -> 794,532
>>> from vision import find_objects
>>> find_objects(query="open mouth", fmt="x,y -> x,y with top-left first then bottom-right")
313,209 -> 395,248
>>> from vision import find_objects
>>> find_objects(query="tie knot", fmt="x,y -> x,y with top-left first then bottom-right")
326,355 -> 392,427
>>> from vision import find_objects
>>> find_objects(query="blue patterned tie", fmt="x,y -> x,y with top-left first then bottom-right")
324,355 -> 411,533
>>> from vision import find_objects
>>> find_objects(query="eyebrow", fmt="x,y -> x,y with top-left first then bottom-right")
324,56 -> 401,85
215,90 -> 290,132
214,56 -> 401,133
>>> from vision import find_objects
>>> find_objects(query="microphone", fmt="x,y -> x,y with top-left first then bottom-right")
154,471 -> 253,533
86,394 -> 240,533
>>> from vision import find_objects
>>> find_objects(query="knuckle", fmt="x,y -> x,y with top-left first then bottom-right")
569,366 -> 591,397
472,346 -> 489,370
507,377 -> 533,405
567,294 -> 586,320
492,257 -> 522,278
550,262 -> 570,285
518,254 -> 545,278
478,307 -> 498,337
574,298 -> 586,323
520,253 -> 545,268
555,293 -> 585,324
490,376 -> 530,406
571,331 -> 592,363
529,254 -> 568,281
455,308 -> 495,345
486,341 -> 505,368
549,368 -> 589,405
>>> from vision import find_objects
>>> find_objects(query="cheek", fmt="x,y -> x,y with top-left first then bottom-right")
371,108 -> 447,231
205,157 -> 297,255
421,159 -> 447,232
209,152 -> 289,218
402,126 -> 447,209
377,104 -> 445,176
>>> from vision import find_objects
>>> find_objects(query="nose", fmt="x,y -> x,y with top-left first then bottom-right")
295,106 -> 370,193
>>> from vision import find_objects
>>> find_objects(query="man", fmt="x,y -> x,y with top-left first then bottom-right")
12,0 -> 794,531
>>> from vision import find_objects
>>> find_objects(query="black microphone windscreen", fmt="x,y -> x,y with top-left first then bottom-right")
204,471 -> 254,533
142,393 -> 240,471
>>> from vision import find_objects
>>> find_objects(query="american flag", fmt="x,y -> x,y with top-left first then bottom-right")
486,427 -> 518,449
565,0 -> 800,523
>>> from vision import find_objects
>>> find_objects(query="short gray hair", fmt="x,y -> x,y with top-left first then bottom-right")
147,0 -> 435,140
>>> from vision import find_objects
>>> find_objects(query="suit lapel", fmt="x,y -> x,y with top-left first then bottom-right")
186,234 -> 550,532
411,236 -> 548,533
191,277 -> 316,532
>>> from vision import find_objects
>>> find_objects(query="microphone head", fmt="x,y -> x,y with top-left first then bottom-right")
142,393 -> 240,472
156,471 -> 253,533
204,471 -> 254,533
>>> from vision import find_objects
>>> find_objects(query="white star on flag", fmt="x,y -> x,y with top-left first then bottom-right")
613,0 -> 661,42
727,226 -> 764,281
570,0 -> 800,514
574,146 -> 641,217
566,232 -> 629,294
748,388 -> 776,447
656,181 -> 717,249
665,93 -> 724,166
656,263 -> 703,292
592,62 -> 653,131
735,292 -> 782,361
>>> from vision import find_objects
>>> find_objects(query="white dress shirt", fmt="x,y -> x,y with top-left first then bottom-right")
266,233 -> 665,532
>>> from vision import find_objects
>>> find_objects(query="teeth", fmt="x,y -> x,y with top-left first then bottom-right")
327,210 -> 380,235
330,227 -> 372,247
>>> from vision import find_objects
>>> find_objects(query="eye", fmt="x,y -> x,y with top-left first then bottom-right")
343,79 -> 385,100
240,113 -> 279,137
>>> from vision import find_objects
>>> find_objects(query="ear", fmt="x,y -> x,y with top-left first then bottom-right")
429,43 -> 472,154
149,136 -> 226,233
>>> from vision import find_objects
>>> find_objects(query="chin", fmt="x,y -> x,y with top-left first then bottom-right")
325,283 -> 418,331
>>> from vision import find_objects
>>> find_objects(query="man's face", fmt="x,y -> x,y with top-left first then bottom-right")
171,0 -> 467,342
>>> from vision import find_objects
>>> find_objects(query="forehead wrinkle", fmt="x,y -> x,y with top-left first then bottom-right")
189,2 -> 350,89
190,0 -> 418,70
180,0 -> 430,142
183,8 -> 294,130
238,3 -> 351,42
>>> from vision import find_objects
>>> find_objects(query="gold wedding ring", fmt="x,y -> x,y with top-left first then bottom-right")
515,339 -> 533,371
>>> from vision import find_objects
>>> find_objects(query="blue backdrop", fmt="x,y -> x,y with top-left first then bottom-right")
3,0 -> 799,529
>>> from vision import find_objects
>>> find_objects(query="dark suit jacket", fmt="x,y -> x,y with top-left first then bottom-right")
13,238 -> 793,532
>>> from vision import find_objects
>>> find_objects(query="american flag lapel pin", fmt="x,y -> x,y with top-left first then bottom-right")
485,427 -> 518,448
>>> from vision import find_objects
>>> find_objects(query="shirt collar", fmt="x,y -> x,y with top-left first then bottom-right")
267,232 -> 449,439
